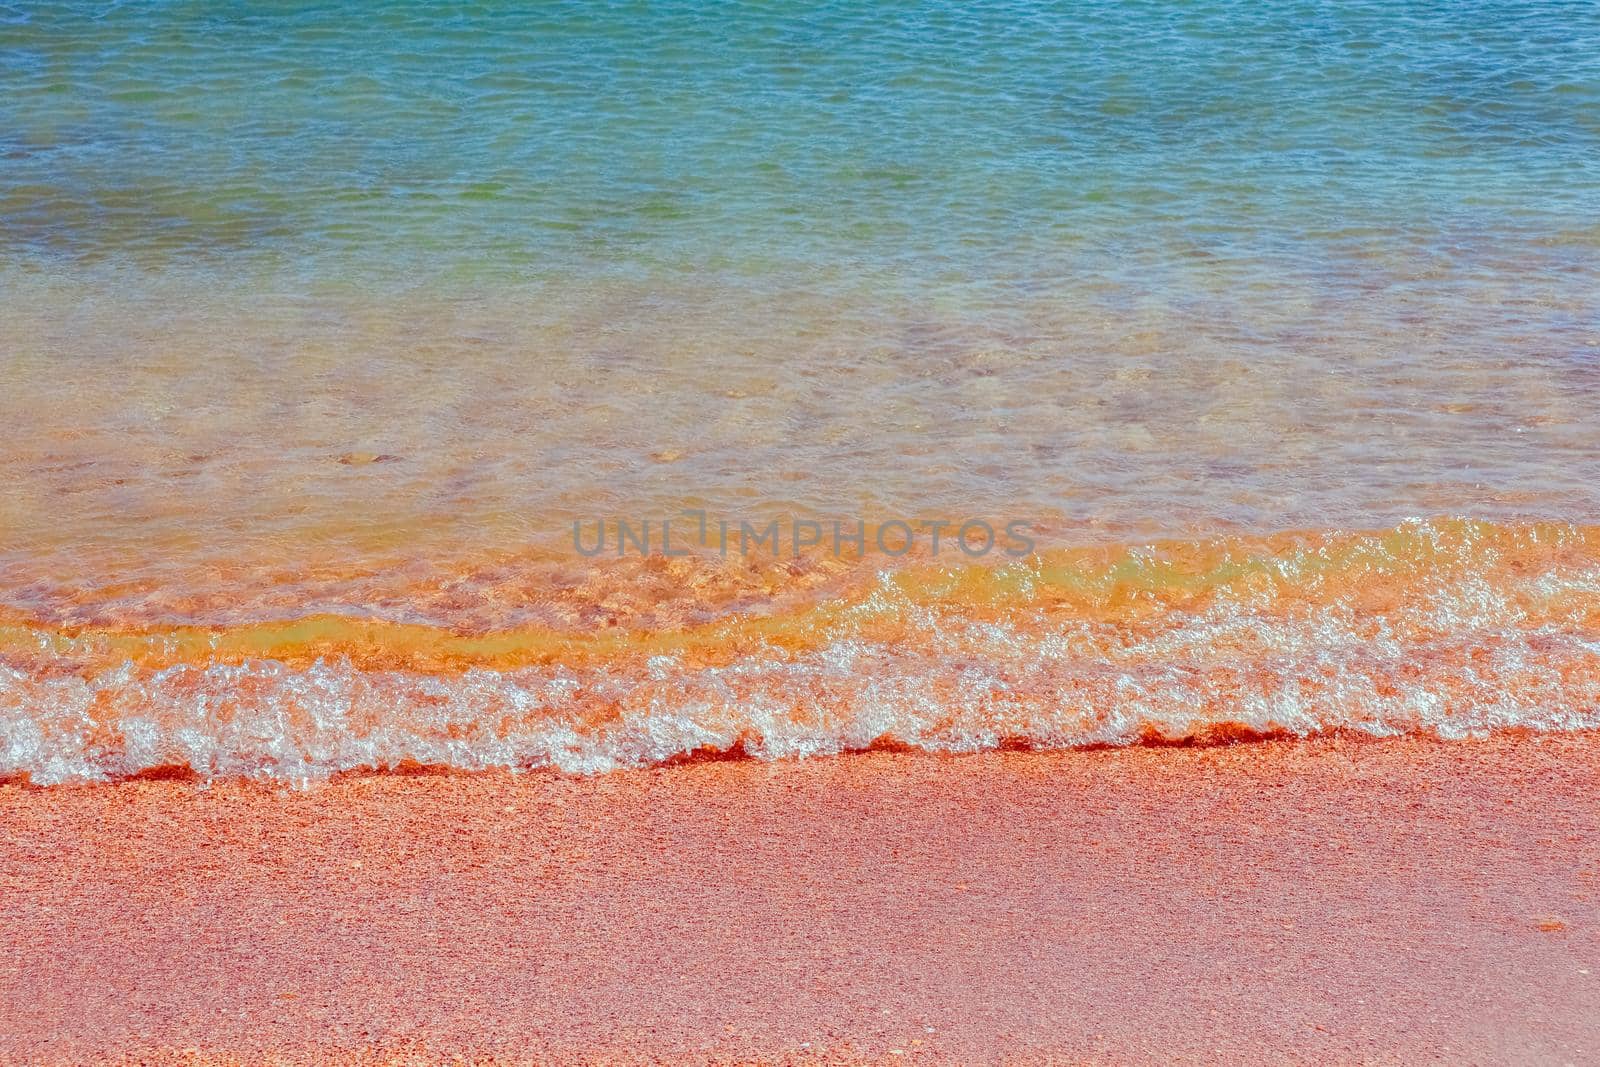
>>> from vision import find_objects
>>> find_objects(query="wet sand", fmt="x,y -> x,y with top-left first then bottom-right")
2,734 -> 1597,1065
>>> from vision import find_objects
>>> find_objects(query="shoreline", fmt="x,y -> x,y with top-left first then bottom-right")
3,733 -> 1598,1064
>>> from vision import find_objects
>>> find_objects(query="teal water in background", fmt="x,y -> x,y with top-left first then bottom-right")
1,1 -> 1600,603
3,1 -> 1597,285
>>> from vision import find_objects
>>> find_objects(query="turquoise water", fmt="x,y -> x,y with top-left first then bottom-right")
1,1 -> 1599,597
4,1 -> 1597,287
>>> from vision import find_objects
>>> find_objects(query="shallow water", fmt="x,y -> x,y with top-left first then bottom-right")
2,2 -> 1599,780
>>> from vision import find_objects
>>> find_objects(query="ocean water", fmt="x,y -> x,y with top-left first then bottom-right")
2,1 -> 1599,782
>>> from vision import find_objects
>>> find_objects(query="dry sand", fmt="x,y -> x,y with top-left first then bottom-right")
3,734 -> 1598,1064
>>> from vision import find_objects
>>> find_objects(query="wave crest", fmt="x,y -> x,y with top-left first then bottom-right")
5,519 -> 1600,784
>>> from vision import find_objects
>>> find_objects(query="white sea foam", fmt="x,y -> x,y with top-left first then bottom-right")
4,582 -> 1599,785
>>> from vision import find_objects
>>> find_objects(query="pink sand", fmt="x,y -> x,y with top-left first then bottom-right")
2,734 -> 1598,1064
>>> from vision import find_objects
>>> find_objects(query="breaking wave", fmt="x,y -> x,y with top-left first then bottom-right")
5,519 -> 1600,785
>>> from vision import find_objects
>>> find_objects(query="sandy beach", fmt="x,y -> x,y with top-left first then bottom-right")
3,733 -> 1596,1065
5,3 -> 1599,1063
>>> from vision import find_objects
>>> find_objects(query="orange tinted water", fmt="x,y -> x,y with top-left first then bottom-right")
6,518 -> 1600,783
3,269 -> 1598,608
